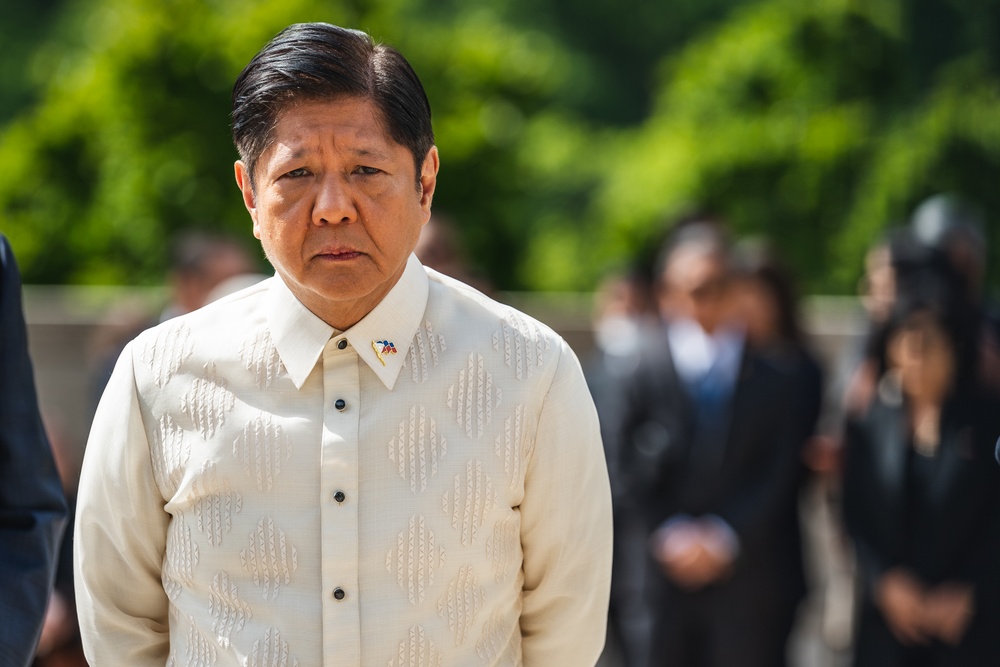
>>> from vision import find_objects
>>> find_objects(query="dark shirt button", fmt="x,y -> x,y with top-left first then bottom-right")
333,587 -> 346,600
334,491 -> 346,503
335,398 -> 346,411
337,339 -> 348,350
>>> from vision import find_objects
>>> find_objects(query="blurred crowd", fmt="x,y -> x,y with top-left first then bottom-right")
19,195 -> 1000,666
587,195 -> 1000,667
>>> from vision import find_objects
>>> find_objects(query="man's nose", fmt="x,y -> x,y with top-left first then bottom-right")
313,175 -> 357,225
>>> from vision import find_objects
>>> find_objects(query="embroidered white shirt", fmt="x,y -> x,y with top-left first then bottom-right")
74,254 -> 612,667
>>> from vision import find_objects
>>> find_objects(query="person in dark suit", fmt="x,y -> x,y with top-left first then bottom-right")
842,273 -> 1000,667
585,268 -> 657,667
0,234 -> 67,666
614,223 -> 806,667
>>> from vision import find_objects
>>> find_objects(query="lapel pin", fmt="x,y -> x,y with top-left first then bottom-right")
372,340 -> 398,366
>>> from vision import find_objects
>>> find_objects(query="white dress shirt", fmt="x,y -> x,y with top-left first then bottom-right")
74,254 -> 612,667
664,316 -> 743,400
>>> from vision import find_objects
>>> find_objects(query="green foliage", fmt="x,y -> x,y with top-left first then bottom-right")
0,0 -> 611,287
581,0 -> 1000,294
3,0 -> 1000,294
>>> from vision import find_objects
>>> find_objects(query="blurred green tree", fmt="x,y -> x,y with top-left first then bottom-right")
545,0 -> 1000,294
2,0 -> 1000,294
0,0 -> 611,285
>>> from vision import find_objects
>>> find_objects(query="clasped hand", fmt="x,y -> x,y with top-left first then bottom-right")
876,568 -> 974,646
651,518 -> 735,590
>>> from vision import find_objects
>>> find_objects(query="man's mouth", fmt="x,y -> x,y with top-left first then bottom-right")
316,247 -> 363,260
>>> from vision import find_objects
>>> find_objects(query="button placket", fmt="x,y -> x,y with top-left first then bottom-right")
320,339 -> 361,652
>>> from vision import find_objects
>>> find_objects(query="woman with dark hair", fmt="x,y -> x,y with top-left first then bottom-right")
732,241 -> 825,450
841,273 -> 1000,666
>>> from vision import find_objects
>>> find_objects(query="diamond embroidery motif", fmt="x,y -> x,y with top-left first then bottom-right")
166,614 -> 219,667
141,321 -> 194,388
385,514 -> 445,605
494,404 -> 534,490
209,571 -> 252,649
442,460 -> 496,546
492,310 -> 549,380
192,460 -> 243,547
404,320 -> 447,383
240,328 -> 283,389
180,363 -> 236,440
184,618 -> 219,667
437,565 -> 485,646
485,515 -> 518,583
476,610 -> 519,666
233,415 -> 292,492
446,353 -> 502,439
150,413 -> 190,492
388,406 -> 447,493
163,513 -> 200,602
240,517 -> 298,601
388,625 -> 443,667
243,627 -> 300,667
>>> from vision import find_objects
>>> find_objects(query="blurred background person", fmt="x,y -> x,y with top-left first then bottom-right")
88,230 -> 263,407
414,212 -> 492,294
160,230 -> 262,320
844,194 -> 996,421
731,240 -> 862,662
613,220 -> 806,667
0,234 -> 66,667
843,228 -> 932,417
841,264 -> 1000,666
731,240 -> 824,455
910,194 -> 1000,392
586,266 -> 656,667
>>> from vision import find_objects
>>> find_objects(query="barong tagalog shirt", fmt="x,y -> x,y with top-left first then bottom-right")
74,254 -> 613,667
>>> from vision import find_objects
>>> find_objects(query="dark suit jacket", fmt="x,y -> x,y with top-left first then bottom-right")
0,234 -> 66,666
616,325 -> 807,609
843,390 -> 1000,666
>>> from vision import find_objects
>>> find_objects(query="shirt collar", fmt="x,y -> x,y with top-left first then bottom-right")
666,316 -> 744,389
266,254 -> 429,391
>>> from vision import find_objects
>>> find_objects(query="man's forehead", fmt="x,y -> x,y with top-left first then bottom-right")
667,244 -> 725,275
268,97 -> 396,153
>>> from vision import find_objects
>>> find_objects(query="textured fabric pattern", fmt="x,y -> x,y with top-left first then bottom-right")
75,255 -> 612,666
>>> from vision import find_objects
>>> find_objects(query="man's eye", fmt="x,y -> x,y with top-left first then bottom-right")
354,166 -> 381,176
284,168 -> 310,178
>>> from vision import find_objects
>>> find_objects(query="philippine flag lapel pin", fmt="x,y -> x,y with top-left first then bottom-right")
372,340 -> 398,366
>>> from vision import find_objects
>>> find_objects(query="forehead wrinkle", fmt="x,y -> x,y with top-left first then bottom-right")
271,136 -> 391,164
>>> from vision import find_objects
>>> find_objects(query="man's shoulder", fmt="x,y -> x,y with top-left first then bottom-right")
416,271 -> 582,386
427,270 -> 563,347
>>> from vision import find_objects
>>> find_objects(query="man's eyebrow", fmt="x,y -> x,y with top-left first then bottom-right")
277,145 -> 312,161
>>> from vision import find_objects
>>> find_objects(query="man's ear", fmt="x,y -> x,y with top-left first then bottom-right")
234,161 -> 261,239
418,147 -> 440,215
